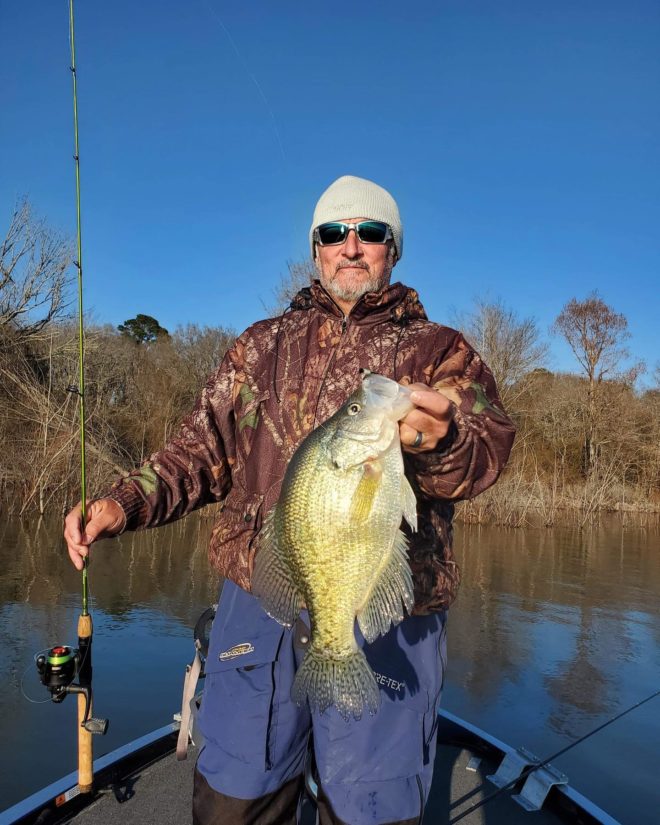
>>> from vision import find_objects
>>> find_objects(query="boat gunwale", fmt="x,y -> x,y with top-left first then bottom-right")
0,723 -> 179,825
1,712 -> 621,825
437,710 -> 620,825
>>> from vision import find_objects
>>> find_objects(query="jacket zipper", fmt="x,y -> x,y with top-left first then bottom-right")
312,314 -> 348,426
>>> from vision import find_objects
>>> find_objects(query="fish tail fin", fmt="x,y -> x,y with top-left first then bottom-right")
292,645 -> 380,721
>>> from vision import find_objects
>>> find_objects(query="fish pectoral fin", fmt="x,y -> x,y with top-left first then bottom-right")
349,460 -> 382,523
251,510 -> 302,627
357,529 -> 414,643
400,474 -> 418,531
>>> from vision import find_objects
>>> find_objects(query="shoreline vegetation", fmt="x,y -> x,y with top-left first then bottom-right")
1,204 -> 658,526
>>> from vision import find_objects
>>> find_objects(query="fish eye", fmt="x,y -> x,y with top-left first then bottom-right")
348,403 -> 361,415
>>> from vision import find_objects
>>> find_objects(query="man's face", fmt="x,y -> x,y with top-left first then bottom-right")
314,217 -> 396,309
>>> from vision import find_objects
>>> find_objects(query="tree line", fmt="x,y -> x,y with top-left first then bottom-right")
1,202 -> 658,524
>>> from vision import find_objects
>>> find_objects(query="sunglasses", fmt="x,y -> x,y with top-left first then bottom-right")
314,220 -> 392,246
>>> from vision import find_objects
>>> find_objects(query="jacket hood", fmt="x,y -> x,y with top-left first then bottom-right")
289,280 -> 428,326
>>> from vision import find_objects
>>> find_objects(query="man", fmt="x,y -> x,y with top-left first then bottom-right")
64,175 -> 515,824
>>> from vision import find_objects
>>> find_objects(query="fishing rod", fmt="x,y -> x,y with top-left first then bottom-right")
448,687 -> 660,823
34,0 -> 108,798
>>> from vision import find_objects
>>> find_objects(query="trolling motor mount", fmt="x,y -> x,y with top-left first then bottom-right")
36,644 -> 109,735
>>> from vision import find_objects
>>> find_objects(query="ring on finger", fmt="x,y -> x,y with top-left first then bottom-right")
412,430 -> 424,448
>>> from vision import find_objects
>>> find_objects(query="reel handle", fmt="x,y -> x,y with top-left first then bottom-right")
67,685 -> 108,734
84,717 -> 109,735
35,648 -> 108,736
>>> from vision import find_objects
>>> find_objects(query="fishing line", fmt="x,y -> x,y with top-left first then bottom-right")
198,0 -> 288,166
21,653 -> 64,705
21,575 -> 96,704
197,0 -> 306,263
448,687 -> 660,823
20,648 -> 81,704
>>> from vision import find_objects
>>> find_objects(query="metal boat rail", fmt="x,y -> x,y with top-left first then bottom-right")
0,709 -> 620,825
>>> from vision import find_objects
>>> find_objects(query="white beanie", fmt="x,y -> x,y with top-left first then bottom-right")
309,175 -> 403,261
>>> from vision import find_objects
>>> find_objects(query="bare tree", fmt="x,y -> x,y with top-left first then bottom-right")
553,292 -> 630,384
0,328 -> 130,514
268,258 -> 316,315
553,293 -> 632,475
173,323 -> 236,387
0,200 -> 72,344
455,298 -> 548,408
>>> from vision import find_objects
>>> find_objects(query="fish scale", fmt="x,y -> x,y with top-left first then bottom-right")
252,372 -> 417,719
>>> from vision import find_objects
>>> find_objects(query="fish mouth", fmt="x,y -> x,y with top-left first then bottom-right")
362,374 -> 413,421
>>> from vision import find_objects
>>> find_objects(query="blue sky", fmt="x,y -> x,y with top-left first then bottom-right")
1,0 -> 658,378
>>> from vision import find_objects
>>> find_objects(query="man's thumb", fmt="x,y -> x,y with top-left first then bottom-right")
82,517 -> 104,545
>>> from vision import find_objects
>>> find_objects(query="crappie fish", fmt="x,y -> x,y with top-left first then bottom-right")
252,371 -> 417,720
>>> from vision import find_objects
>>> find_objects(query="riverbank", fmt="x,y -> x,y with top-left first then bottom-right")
2,314 -> 659,525
2,474 -> 658,528
455,473 -> 660,528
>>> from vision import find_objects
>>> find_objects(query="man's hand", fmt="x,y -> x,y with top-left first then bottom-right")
400,383 -> 455,452
64,498 -> 126,570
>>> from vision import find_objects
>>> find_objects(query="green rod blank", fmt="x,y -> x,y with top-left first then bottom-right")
68,0 -> 89,616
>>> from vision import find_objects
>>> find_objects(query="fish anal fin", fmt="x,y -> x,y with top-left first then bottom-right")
252,510 -> 302,627
357,530 -> 414,643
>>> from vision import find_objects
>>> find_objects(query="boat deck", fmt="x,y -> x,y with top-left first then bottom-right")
4,711 -> 614,824
68,742 -> 561,825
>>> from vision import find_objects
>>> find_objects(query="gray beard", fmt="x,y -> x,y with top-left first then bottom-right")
317,260 -> 393,304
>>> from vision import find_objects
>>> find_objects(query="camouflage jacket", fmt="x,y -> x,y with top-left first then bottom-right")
106,281 -> 515,614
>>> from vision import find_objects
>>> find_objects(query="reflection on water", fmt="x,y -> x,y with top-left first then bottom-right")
447,522 -> 660,824
0,514 -> 220,814
0,515 -> 658,822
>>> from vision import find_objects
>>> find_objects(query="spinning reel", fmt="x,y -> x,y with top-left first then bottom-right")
36,641 -> 109,735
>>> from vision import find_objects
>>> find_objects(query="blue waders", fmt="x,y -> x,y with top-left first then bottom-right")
196,581 -> 447,825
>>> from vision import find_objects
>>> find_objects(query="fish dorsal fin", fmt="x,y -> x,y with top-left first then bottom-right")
401,474 -> 418,531
251,509 -> 303,627
349,460 -> 382,523
356,529 -> 414,643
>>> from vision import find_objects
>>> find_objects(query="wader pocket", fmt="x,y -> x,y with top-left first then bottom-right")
315,691 -> 428,784
315,614 -> 446,785
199,583 -> 285,768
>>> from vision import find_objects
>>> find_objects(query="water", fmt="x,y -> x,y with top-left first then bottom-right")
0,515 -> 658,823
